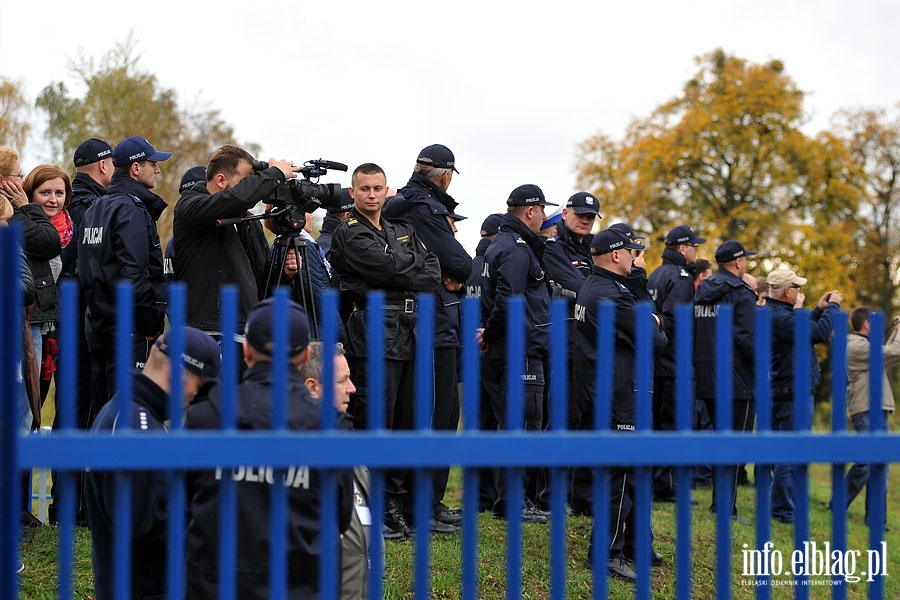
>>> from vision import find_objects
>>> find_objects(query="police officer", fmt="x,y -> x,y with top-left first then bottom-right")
541,192 -> 601,513
383,144 -> 472,532
329,163 -> 441,538
78,136 -> 171,409
85,327 -> 219,600
646,224 -> 706,501
693,240 -> 757,522
477,184 -> 556,523
185,298 -> 353,598
573,227 -> 667,582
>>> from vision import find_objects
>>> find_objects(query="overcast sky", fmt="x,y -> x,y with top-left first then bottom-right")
2,0 -> 898,253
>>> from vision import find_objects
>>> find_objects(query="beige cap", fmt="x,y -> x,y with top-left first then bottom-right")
767,267 -> 808,289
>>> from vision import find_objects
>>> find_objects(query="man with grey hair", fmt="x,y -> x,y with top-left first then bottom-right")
766,267 -> 842,524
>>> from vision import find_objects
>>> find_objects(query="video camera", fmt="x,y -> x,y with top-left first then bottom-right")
252,158 -> 347,235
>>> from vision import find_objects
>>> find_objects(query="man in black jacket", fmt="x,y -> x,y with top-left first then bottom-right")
78,136 -> 171,409
186,298 -> 353,599
330,163 -> 441,538
85,326 -> 219,600
174,145 -> 298,338
646,224 -> 706,501
574,227 -> 667,582
477,184 -> 556,523
693,240 -> 757,522
382,144 -> 471,532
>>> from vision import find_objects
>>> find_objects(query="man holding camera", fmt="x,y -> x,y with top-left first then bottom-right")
173,145 -> 299,340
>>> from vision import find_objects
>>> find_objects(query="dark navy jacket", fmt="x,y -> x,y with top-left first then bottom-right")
317,213 -> 343,258
84,373 -> 170,600
542,219 -> 592,300
768,297 -> 840,398
693,268 -> 756,401
66,173 -> 108,282
185,362 -> 353,600
573,265 -> 667,428
465,237 -> 491,299
647,248 -> 696,378
77,174 -> 167,350
383,174 -> 472,347
480,214 -> 550,359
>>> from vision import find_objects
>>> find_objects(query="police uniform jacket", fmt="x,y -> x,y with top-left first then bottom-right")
185,362 -> 354,600
573,264 -> 667,428
647,248 -> 696,378
846,330 -> 900,416
317,213 -> 343,259
66,172 -> 107,279
693,268 -> 756,401
77,174 -> 167,350
480,213 -> 551,360
542,219 -> 592,300
84,372 -> 170,600
10,203 -> 60,325
329,208 -> 441,360
383,174 -> 473,347
173,167 -> 285,333
768,297 -> 840,398
465,237 -> 491,299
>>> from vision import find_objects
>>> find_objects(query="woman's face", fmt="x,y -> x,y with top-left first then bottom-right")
31,177 -> 67,217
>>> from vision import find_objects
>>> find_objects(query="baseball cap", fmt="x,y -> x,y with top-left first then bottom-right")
565,192 -> 601,216
245,297 -> 310,357
665,225 -> 706,246
767,267 -> 808,289
73,138 -> 113,168
506,184 -> 558,207
329,188 -> 356,214
480,213 -> 504,237
591,227 -> 646,255
112,136 -> 173,167
541,207 -> 562,230
154,327 -> 220,382
608,222 -> 645,240
715,240 -> 757,263
179,166 -> 207,194
416,144 -> 459,174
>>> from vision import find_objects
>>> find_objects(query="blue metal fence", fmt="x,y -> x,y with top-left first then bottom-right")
1,224 -> 896,599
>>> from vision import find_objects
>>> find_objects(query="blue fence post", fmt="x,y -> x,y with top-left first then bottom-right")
591,301 -> 614,599
674,302 -> 693,600
867,312 -> 886,600
634,301 -> 653,600
269,288 -> 290,599
57,280 -> 78,600
505,297 -> 525,600
366,291 -> 385,600
830,313 -> 848,599
413,293 -> 435,600
319,290 -> 339,600
713,303 -> 733,600
793,309 -> 811,597
218,286 -> 239,600
166,283 -> 186,599
753,305 -> 772,599
461,295 -> 480,600
112,283 -> 134,600
0,226 -> 22,598
549,299 -> 568,600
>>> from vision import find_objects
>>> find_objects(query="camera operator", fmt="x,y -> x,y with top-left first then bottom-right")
173,145 -> 300,346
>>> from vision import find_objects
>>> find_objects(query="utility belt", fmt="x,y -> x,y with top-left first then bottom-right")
352,298 -> 417,314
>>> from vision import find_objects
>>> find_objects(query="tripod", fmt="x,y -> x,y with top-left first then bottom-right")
264,233 -> 321,339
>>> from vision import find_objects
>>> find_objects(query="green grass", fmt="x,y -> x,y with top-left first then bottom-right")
18,464 -> 898,599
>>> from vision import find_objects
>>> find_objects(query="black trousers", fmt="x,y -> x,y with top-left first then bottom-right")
347,356 -> 415,498
704,397 -> 755,515
431,348 -> 460,509
652,376 -> 677,499
480,356 -> 544,514
89,334 -> 154,412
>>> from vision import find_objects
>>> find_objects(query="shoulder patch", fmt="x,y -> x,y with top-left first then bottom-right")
347,218 -> 359,226
516,238 -> 527,245
679,268 -> 690,278
396,234 -> 410,243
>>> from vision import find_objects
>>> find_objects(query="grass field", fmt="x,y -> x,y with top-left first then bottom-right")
17,462 -> 899,599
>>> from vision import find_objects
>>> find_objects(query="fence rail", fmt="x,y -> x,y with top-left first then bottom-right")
0,226 -> 894,599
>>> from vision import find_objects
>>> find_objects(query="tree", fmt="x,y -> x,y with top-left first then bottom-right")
831,105 -> 900,317
34,35 -> 251,240
575,48 -> 862,305
0,76 -> 31,150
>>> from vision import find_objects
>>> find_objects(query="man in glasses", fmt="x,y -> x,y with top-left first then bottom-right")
766,267 -> 842,524
647,225 -> 706,502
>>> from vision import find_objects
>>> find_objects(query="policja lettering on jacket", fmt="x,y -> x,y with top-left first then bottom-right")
214,465 -> 310,489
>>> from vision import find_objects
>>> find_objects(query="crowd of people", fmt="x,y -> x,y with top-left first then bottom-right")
1,137 -> 894,592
